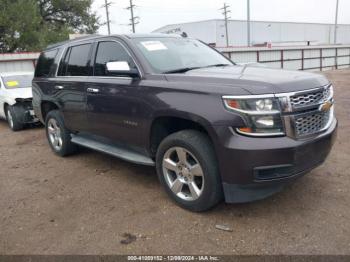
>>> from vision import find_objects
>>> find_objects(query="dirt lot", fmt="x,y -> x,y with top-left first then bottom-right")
0,70 -> 349,255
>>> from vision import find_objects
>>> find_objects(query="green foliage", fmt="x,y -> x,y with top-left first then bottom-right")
0,0 -> 100,52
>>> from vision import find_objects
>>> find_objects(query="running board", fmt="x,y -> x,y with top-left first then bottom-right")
71,134 -> 155,166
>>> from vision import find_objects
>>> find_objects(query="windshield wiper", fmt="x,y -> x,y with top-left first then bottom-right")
163,64 -> 232,74
163,67 -> 202,74
205,63 -> 231,68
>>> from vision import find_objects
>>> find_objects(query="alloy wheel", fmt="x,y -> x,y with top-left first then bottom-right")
47,118 -> 63,151
162,146 -> 204,201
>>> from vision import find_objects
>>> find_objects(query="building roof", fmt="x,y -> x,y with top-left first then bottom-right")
153,18 -> 350,32
0,72 -> 34,77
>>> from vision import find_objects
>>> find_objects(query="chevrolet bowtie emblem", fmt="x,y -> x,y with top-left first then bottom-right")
319,100 -> 333,112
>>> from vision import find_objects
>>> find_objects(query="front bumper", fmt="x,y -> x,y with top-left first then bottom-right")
214,118 -> 337,203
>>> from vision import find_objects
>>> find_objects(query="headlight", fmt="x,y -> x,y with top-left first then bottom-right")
223,95 -> 285,136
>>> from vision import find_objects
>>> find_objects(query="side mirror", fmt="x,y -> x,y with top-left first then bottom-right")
106,61 -> 139,78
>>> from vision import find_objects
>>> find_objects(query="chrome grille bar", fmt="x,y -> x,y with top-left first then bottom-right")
276,85 -> 334,139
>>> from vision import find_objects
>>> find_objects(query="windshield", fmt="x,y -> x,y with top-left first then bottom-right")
1,74 -> 33,89
132,37 -> 233,73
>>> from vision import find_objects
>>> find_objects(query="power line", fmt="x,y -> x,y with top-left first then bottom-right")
126,0 -> 140,33
220,3 -> 231,47
103,0 -> 112,35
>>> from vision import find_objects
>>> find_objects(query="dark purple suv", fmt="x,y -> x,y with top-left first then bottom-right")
32,34 -> 337,211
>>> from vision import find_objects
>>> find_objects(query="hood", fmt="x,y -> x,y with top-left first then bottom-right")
165,65 -> 329,95
5,87 -> 33,100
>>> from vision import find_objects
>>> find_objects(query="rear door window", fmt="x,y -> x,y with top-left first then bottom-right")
64,44 -> 92,76
35,49 -> 58,77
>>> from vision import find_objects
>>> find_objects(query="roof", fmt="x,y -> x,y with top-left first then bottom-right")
46,34 -> 102,50
124,33 -> 182,38
153,19 -> 350,32
45,33 -> 181,50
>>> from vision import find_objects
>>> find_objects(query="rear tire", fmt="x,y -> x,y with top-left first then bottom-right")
6,105 -> 24,131
45,110 -> 77,157
156,130 -> 223,212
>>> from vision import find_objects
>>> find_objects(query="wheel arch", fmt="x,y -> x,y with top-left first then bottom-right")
40,100 -> 60,122
148,111 -> 219,157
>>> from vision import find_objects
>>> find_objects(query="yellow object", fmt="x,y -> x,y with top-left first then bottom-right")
6,81 -> 19,87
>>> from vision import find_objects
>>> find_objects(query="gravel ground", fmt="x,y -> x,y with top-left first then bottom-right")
0,70 -> 349,255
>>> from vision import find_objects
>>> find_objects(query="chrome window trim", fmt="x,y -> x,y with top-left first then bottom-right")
53,76 -> 133,81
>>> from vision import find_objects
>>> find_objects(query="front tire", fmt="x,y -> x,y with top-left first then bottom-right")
6,105 -> 24,131
45,110 -> 77,157
156,130 -> 223,212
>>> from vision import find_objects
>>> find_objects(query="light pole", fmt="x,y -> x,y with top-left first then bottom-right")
334,0 -> 339,44
104,0 -> 111,35
247,0 -> 251,47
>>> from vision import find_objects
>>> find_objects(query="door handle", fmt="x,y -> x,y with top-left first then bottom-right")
87,88 -> 100,93
54,85 -> 64,90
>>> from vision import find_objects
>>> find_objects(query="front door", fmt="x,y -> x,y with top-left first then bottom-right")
86,40 -> 144,147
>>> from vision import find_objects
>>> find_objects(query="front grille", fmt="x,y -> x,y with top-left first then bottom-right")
290,86 -> 331,109
294,110 -> 331,137
278,85 -> 334,138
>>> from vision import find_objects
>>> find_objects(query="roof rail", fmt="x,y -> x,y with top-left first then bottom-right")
46,34 -> 101,50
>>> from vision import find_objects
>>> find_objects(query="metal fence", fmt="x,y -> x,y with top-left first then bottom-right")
217,45 -> 350,71
1,45 -> 350,74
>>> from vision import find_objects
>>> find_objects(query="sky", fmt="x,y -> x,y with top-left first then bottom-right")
91,0 -> 350,35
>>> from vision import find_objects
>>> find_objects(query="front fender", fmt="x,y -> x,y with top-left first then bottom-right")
146,91 -> 246,159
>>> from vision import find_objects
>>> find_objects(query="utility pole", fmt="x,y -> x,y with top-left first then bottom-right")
220,3 -> 231,47
247,0 -> 251,47
103,0 -> 112,35
127,0 -> 139,33
334,0 -> 339,44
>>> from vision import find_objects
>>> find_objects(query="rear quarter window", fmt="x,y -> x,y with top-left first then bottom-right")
35,49 -> 58,77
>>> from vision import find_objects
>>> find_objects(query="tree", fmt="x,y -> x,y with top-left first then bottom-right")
0,0 -> 100,53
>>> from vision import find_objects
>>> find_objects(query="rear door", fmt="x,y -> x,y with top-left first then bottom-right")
32,48 -> 59,122
54,42 -> 93,132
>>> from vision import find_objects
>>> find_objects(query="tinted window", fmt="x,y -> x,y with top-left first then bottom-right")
35,49 -> 58,77
94,41 -> 137,76
65,44 -> 92,76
